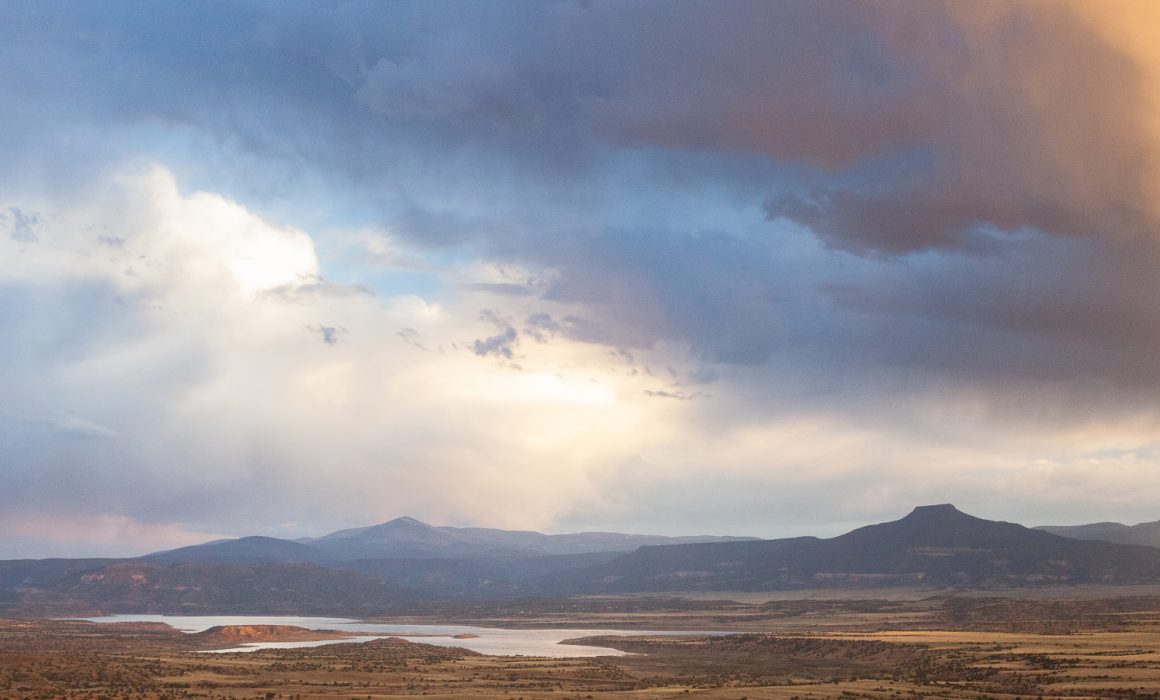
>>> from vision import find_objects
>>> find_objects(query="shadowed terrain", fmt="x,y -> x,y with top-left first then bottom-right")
10,506 -> 1160,617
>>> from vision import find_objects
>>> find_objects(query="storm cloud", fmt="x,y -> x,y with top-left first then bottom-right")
3,0 -> 1160,554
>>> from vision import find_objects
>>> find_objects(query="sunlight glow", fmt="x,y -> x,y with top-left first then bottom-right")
487,372 -> 617,406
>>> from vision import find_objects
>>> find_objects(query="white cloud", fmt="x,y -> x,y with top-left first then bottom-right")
0,165 -> 705,552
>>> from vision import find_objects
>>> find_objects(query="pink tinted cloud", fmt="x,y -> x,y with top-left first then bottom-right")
0,512 -> 228,559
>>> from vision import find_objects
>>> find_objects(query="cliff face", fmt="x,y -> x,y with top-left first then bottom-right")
22,561 -> 414,616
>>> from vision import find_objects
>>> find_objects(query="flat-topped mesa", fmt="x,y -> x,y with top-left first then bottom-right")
897,504 -> 986,528
868,503 -> 1023,546
906,503 -> 964,518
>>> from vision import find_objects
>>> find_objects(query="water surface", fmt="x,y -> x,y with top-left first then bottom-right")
80,614 -> 697,656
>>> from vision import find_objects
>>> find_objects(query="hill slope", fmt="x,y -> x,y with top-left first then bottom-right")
1037,520 -> 1160,548
146,536 -> 331,564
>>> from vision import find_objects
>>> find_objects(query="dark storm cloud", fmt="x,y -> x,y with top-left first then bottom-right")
472,328 -> 517,359
523,313 -> 605,346
818,235 -> 1160,394
463,282 -> 537,298
3,0 -> 1159,395
540,228 -> 788,364
309,324 -> 346,346
472,309 -> 518,359
764,2 -> 1152,255
2,208 -> 39,243
522,313 -> 559,343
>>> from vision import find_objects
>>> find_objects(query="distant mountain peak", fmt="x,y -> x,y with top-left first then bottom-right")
900,504 -> 977,525
382,516 -> 428,526
908,503 -> 962,516
367,517 -> 441,534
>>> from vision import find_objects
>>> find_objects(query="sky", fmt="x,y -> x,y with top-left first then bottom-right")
4,1 -> 1160,558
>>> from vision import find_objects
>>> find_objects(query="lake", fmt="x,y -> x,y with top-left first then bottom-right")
79,614 -> 700,656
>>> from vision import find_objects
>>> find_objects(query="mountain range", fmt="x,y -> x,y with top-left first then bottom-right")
6,506 -> 1160,615
553,504 -> 1160,592
147,516 -> 756,562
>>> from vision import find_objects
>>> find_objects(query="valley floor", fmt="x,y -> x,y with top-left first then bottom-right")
8,591 -> 1160,698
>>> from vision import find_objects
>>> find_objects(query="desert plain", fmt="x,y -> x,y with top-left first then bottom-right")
8,589 -> 1160,699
